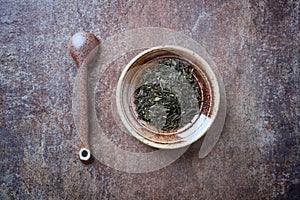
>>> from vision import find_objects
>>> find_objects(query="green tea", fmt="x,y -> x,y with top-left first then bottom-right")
134,58 -> 201,132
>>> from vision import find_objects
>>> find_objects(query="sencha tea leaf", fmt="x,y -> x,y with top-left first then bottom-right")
134,58 -> 201,131
135,83 -> 181,131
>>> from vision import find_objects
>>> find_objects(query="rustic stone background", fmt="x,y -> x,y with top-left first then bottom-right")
0,0 -> 299,199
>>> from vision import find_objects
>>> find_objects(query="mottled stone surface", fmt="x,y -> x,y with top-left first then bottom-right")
0,0 -> 299,199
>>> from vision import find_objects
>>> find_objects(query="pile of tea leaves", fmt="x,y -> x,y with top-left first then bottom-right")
134,58 -> 201,131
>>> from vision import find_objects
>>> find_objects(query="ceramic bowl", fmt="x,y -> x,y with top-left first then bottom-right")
116,45 -> 220,149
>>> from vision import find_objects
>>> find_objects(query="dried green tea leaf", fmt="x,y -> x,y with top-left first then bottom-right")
134,58 -> 201,132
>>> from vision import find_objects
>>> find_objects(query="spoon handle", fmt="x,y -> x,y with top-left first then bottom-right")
68,32 -> 99,163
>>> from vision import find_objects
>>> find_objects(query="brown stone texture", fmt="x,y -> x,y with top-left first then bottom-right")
0,0 -> 299,199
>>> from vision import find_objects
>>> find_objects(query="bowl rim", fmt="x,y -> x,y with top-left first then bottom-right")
116,45 -> 220,149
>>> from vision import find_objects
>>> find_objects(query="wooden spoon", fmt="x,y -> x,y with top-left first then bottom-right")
68,32 -> 99,163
